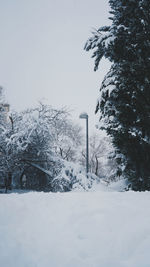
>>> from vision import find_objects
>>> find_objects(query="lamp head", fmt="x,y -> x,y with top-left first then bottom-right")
79,112 -> 88,119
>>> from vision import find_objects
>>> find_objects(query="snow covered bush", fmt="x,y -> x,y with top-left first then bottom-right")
51,160 -> 101,192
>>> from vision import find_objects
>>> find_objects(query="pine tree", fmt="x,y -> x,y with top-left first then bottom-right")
85,0 -> 150,190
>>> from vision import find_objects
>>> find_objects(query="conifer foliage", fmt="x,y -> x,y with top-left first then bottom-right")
85,0 -> 150,190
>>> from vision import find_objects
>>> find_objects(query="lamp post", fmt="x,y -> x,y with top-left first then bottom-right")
79,112 -> 89,175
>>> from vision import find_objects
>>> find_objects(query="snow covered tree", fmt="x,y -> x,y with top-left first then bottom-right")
52,117 -> 83,162
85,0 -> 150,190
0,103 -> 64,191
8,104 -> 68,190
0,101 -> 84,192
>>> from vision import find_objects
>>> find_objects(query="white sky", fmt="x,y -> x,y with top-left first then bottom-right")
0,0 -> 111,133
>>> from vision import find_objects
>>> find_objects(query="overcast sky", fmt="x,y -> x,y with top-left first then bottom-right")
0,0 -> 111,133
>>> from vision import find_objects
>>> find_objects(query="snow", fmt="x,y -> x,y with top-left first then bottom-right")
104,34 -> 115,48
0,190 -> 150,267
108,178 -> 129,191
29,162 -> 53,176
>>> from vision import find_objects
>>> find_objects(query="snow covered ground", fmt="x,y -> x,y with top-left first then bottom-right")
0,189 -> 150,267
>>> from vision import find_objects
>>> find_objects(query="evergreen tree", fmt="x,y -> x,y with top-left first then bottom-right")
85,0 -> 150,190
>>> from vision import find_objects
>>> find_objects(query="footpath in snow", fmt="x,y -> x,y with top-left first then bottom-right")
0,188 -> 150,267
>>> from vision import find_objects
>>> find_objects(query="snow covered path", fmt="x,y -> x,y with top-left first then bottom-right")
0,191 -> 150,267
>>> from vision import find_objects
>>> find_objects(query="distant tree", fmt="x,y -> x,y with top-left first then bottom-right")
80,133 -> 116,179
52,117 -> 83,162
85,0 -> 150,190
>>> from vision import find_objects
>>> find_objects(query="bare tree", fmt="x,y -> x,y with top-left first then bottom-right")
52,114 -> 83,162
80,132 -> 116,179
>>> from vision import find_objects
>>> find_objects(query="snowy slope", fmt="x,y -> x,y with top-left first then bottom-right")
0,191 -> 150,267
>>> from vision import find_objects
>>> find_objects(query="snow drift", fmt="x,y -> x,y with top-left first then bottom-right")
0,190 -> 150,267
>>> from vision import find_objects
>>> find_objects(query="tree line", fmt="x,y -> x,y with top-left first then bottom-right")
0,88 -> 114,192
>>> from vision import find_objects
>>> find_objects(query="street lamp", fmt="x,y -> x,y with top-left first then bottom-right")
79,112 -> 89,175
